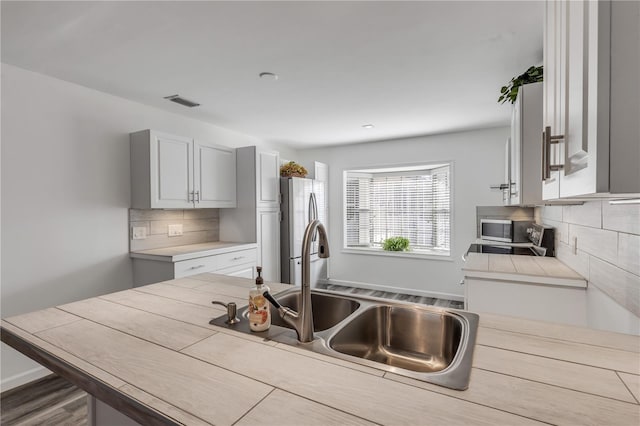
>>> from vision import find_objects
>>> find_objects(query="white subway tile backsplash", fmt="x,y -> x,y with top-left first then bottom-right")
589,257 -> 640,317
538,218 -> 569,244
535,202 -> 640,324
149,218 -> 220,235
563,201 -> 602,228
539,205 -> 563,222
128,208 -> 220,252
618,233 -> 640,276
569,224 -> 618,266
130,230 -> 220,252
129,209 -> 183,221
555,242 -> 590,280
183,209 -> 220,220
603,202 -> 640,235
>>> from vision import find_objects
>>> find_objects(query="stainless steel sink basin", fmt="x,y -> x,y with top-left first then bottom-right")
211,287 -> 478,390
328,305 -> 462,373
269,292 -> 360,332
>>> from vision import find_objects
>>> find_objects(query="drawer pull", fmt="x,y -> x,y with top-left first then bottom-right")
189,264 -> 206,270
231,256 -> 244,261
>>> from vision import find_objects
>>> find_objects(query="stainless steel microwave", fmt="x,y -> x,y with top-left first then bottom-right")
480,219 -> 532,243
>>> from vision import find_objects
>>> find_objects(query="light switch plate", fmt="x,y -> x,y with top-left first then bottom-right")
132,226 -> 147,240
168,224 -> 183,237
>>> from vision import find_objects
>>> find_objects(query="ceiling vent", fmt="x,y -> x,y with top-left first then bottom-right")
163,94 -> 200,108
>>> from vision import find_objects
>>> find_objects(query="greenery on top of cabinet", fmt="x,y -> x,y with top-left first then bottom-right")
498,66 -> 543,104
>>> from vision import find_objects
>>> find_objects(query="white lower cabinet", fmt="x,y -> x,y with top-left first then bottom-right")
465,277 -> 587,327
132,247 -> 257,286
256,208 -> 280,282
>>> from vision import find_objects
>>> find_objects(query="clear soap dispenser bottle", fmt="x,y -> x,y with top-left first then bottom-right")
248,266 -> 271,332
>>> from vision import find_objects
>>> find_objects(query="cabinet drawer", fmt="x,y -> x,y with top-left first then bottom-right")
174,248 -> 257,278
215,263 -> 256,279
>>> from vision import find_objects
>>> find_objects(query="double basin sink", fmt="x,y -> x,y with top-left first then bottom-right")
212,288 -> 479,390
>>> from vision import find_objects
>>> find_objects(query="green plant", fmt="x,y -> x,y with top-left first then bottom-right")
498,65 -> 543,104
382,236 -> 410,252
280,161 -> 308,177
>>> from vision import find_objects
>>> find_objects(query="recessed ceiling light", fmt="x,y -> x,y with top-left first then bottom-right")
259,72 -> 278,81
362,124 -> 375,129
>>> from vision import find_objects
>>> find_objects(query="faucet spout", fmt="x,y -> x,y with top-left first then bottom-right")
262,219 -> 330,343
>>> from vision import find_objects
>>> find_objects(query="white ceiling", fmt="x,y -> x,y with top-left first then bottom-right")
1,1 -> 543,148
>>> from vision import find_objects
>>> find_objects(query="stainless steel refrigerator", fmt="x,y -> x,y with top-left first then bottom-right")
280,177 -> 327,287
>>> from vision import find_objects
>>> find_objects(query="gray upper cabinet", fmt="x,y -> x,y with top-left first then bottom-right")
130,129 -> 236,209
542,0 -> 639,200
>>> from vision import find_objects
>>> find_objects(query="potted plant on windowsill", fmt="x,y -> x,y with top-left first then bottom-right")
382,236 -> 410,252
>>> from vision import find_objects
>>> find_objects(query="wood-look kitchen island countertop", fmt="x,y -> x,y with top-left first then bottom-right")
463,252 -> 588,287
2,274 -> 639,425
129,241 -> 258,262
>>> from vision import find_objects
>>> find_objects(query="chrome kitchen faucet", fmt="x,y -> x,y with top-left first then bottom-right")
263,219 -> 330,343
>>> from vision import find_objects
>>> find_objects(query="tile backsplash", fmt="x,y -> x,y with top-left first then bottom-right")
535,201 -> 640,318
129,209 -> 220,251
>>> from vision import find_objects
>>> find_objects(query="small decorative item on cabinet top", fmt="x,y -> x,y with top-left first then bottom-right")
498,65 -> 543,104
280,161 -> 308,178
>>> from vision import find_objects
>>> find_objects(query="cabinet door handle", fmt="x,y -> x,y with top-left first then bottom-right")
189,264 -> 206,270
543,126 -> 565,180
195,191 -> 200,203
541,130 -> 546,181
489,184 -> 509,190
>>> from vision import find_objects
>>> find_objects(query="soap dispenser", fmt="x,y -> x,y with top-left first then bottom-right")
248,266 -> 271,332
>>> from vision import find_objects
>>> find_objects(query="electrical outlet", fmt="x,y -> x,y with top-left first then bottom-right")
168,224 -> 183,237
132,226 -> 147,240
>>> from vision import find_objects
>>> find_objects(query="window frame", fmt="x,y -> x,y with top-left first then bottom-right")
342,161 -> 454,260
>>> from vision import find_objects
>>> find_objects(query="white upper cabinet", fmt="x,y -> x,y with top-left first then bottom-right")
542,0 -> 639,199
505,82 -> 543,206
219,146 -> 281,282
194,141 -> 236,208
257,150 -> 280,208
130,130 -> 236,209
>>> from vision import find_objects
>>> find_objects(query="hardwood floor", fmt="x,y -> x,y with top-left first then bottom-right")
1,375 -> 87,426
318,283 -> 465,309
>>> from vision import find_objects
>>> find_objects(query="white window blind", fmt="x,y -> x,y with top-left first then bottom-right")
345,164 -> 451,254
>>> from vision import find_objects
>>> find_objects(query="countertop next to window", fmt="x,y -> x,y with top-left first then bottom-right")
1,274 -> 638,425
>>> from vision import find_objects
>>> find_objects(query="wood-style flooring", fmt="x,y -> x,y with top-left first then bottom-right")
1,375 -> 87,426
1,285 -> 461,425
318,283 -> 465,309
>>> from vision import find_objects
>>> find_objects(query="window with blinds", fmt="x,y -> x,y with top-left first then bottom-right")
344,164 -> 451,255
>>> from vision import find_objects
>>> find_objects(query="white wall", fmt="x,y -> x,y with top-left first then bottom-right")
0,63 -> 297,390
298,127 -> 507,299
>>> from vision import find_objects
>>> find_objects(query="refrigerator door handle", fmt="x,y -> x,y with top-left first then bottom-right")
311,193 -> 318,221
310,193 -> 318,242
